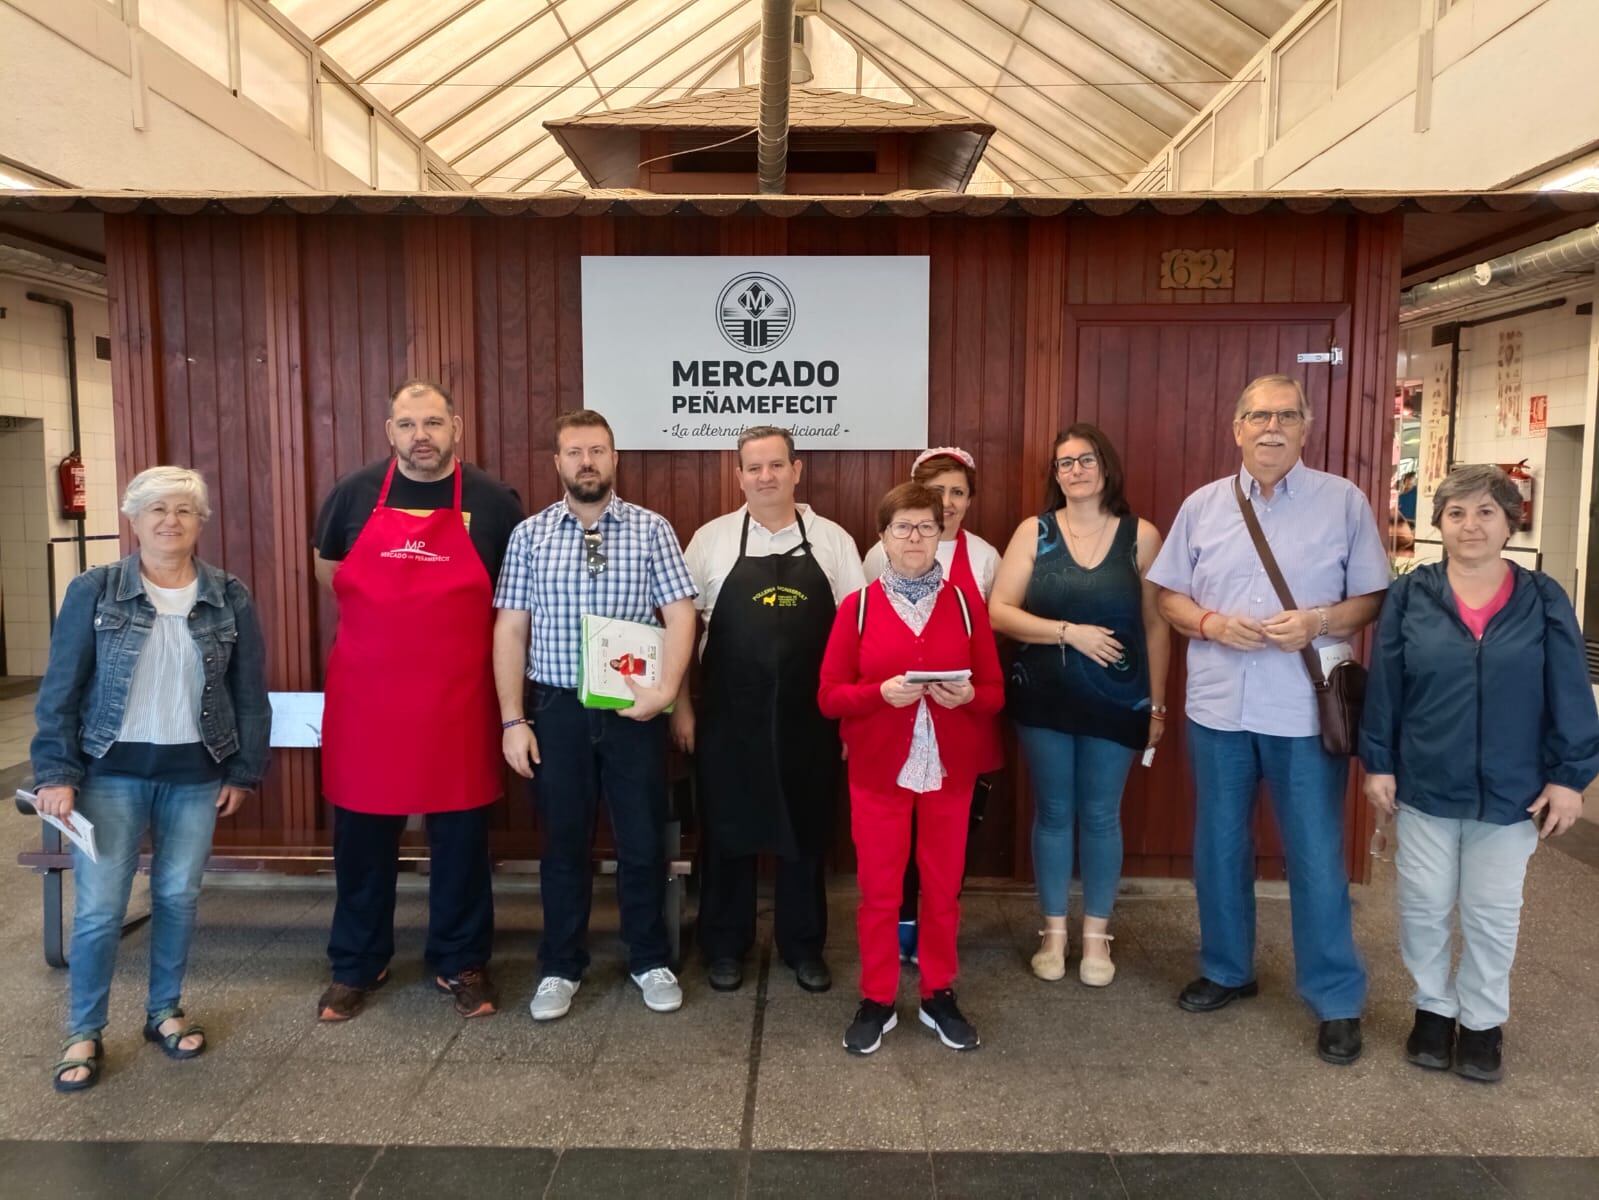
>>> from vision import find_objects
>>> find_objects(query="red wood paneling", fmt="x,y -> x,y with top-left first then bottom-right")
102,209 -> 1403,882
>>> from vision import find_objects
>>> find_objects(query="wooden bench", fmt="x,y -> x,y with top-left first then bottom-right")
15,793 -> 691,969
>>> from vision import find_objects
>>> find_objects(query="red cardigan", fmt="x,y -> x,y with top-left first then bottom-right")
817,581 -> 1005,793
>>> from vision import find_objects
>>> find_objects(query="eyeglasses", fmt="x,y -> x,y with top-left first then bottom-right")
1053,453 -> 1099,473
1239,409 -> 1305,429
583,530 -> 607,577
886,520 -> 940,540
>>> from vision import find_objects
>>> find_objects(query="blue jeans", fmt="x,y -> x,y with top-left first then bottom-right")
528,684 -> 671,980
67,774 -> 220,1036
1017,725 -> 1136,920
1186,720 -> 1366,1020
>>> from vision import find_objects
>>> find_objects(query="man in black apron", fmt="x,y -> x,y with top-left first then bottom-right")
676,426 -> 865,993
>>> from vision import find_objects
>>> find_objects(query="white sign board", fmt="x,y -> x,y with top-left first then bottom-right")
581,256 -> 929,450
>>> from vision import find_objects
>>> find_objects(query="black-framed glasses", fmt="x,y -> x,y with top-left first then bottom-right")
1239,408 -> 1305,429
1054,453 -> 1099,473
886,520 -> 940,540
583,530 -> 607,577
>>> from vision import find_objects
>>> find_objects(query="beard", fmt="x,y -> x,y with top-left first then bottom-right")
563,472 -> 612,504
397,440 -> 454,479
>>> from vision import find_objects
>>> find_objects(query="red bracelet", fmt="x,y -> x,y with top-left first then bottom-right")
1197,611 -> 1219,640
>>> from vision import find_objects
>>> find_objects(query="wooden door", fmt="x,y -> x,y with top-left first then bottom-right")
1045,306 -> 1351,879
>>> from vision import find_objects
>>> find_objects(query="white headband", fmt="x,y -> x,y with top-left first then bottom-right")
911,446 -> 976,476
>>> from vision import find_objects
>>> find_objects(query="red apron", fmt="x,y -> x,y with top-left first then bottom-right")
950,530 -> 1004,773
321,460 -> 500,815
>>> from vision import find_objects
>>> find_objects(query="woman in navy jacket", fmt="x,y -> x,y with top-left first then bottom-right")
1360,464 -> 1599,1084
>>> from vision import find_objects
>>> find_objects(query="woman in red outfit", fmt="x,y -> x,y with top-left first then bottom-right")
819,482 -> 1005,1055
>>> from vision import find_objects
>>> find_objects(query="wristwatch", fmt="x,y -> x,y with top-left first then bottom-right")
1315,607 -> 1330,639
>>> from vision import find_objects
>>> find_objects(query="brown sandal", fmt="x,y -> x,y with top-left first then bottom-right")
317,968 -> 389,1022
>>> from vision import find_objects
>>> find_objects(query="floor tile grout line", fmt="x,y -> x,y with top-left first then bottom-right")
738,926 -> 775,1155
1106,1152 -> 1133,1200
1469,1154 -> 1516,1196
1289,1154 -> 1327,1199
347,1144 -> 388,1198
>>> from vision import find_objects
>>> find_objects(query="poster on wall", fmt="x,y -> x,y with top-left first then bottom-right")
1495,328 -> 1523,437
1420,351 -> 1451,505
580,256 -> 930,450
1529,393 -> 1547,437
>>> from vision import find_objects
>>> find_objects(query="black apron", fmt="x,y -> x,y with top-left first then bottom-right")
697,511 -> 840,859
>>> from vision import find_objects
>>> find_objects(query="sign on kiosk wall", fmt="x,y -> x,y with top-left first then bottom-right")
580,256 -> 930,450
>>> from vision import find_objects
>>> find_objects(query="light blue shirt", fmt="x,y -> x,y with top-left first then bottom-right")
1147,461 -> 1391,738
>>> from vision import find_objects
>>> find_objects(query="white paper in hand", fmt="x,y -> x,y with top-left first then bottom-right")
16,789 -> 99,862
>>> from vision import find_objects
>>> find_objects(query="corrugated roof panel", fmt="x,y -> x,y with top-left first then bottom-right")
266,0 -> 1305,194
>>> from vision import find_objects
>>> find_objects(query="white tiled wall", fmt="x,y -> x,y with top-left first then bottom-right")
1541,427 -> 1584,604
1452,294 -> 1597,555
0,421 -> 49,675
0,275 -> 119,675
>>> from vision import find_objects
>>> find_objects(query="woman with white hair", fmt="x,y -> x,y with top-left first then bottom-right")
31,466 -> 269,1092
1361,463 -> 1599,1083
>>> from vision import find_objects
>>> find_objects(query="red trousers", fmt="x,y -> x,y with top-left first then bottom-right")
851,777 -> 972,1003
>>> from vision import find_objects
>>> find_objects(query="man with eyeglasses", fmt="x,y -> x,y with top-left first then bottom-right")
673,426 -> 864,995
1148,373 -> 1389,1067
491,409 -> 698,1020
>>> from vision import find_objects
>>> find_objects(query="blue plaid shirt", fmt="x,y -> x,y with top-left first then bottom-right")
493,494 -> 697,688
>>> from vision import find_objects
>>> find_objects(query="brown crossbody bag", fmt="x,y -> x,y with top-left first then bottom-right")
1231,477 -> 1365,757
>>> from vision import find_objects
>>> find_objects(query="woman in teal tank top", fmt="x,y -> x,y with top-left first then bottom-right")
990,424 -> 1172,988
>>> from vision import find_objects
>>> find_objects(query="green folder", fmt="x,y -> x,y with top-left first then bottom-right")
578,614 -> 672,711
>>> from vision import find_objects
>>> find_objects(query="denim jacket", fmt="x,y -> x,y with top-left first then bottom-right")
31,554 -> 271,789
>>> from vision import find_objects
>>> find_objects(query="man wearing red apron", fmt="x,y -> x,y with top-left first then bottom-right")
312,380 -> 523,1022
675,426 -> 865,994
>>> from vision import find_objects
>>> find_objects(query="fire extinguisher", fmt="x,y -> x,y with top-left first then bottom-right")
1497,459 -> 1534,531
57,451 -> 87,520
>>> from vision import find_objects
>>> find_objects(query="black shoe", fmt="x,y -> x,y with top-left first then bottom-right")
1454,1025 -> 1503,1083
1318,1018 -> 1363,1066
844,1000 -> 897,1056
706,958 -> 744,992
794,959 -> 832,993
918,988 -> 980,1051
1177,976 -> 1260,1013
1406,1010 -> 1456,1071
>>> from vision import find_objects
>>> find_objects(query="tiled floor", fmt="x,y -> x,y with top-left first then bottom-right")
3,714 -> 1599,1195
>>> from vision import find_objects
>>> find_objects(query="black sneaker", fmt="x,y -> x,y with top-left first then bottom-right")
918,988 -> 980,1051
1406,1009 -> 1455,1071
843,1000 -> 897,1056
1454,1025 -> 1503,1083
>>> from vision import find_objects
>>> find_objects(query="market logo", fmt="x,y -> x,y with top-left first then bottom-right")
716,272 -> 795,353
380,539 -> 450,563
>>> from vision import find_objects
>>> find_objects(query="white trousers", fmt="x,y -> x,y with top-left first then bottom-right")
1396,804 -> 1538,1031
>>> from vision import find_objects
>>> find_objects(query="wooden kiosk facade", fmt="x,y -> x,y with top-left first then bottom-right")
94,191 -> 1410,886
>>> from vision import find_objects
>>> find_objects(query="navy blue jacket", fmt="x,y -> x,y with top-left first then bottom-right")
31,554 -> 271,790
1359,561 -> 1599,824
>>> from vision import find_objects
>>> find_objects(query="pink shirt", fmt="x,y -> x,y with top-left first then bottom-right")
1453,569 -> 1514,640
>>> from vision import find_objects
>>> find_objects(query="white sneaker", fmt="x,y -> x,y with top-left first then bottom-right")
630,966 -> 683,1013
529,976 -> 580,1021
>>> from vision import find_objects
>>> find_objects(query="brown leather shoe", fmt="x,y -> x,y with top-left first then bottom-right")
435,966 -> 499,1018
317,968 -> 389,1022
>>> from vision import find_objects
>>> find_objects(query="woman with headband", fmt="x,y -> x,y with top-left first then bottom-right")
863,447 -> 1002,964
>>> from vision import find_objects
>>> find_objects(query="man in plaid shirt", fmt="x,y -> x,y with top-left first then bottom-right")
492,410 -> 698,1021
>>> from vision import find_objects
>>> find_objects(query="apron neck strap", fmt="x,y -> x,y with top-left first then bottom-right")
377,458 -> 462,510
739,507 -> 810,556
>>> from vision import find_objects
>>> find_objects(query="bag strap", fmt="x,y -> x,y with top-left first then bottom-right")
1231,476 -> 1327,689
857,578 -> 972,637
952,583 -> 972,637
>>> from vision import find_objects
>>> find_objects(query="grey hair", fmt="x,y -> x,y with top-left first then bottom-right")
1430,464 -> 1523,532
736,424 -> 795,463
121,466 -> 211,521
1234,374 -> 1311,422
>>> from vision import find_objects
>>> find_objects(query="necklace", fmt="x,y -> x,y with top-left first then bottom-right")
1061,511 -> 1112,566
